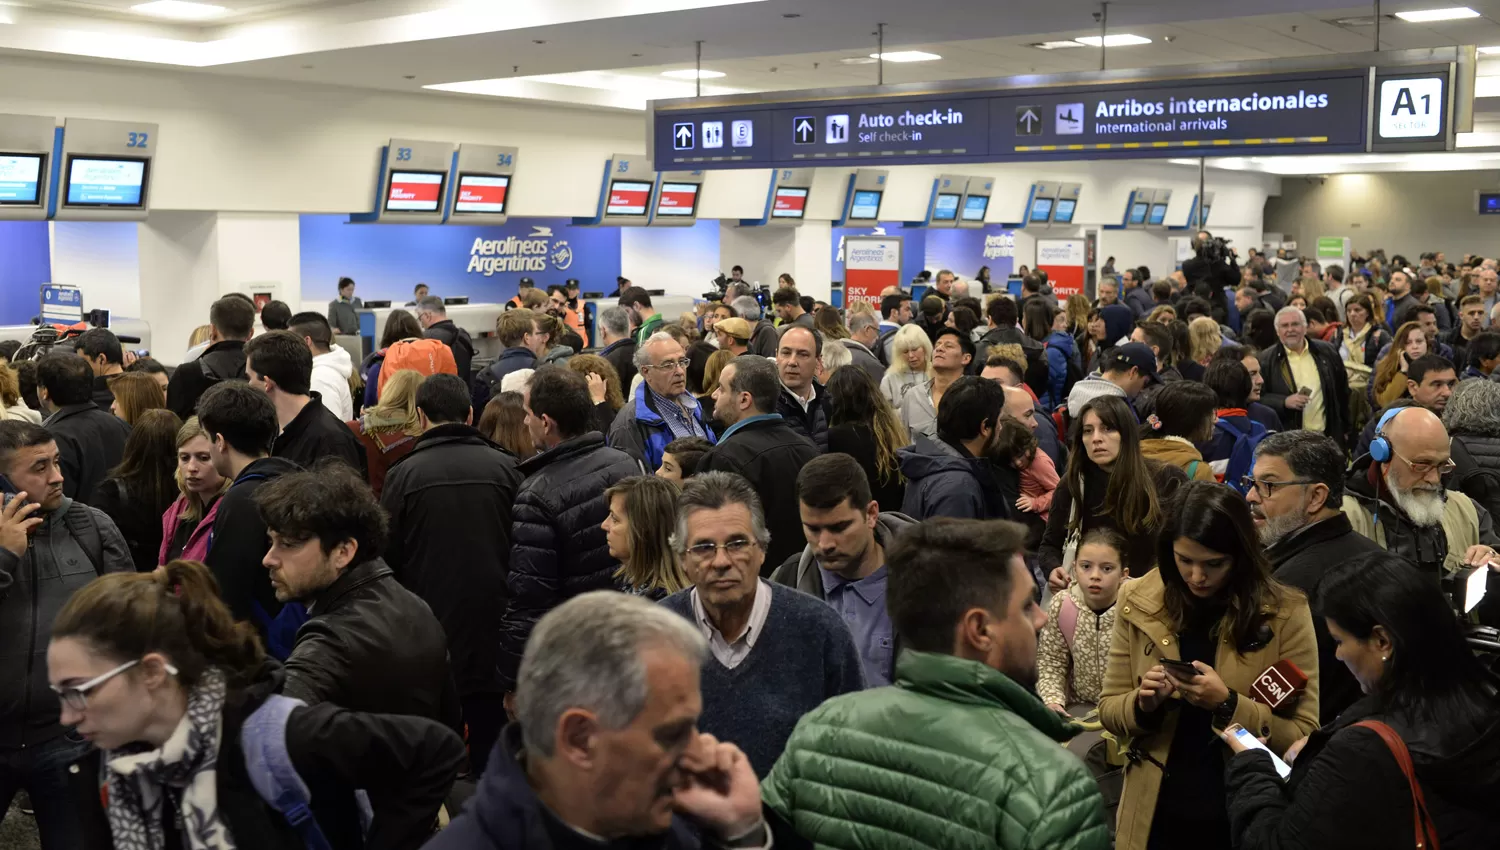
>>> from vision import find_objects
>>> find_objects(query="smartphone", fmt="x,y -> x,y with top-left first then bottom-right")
1297,386 -> 1313,396
1225,723 -> 1292,779
0,473 -> 17,507
1158,657 -> 1199,679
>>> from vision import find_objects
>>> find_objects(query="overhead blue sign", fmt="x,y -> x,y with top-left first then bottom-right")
652,63 -> 1449,169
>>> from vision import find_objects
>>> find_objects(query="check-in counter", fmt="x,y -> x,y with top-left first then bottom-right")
0,317 -> 153,354
324,302 -> 506,366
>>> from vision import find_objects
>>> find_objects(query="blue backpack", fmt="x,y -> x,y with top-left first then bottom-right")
242,694 -> 371,850
1218,418 -> 1269,494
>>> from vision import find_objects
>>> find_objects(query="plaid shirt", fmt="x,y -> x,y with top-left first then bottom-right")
648,386 -> 708,440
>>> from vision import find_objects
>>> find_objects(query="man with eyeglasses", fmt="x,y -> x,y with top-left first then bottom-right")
660,471 -> 864,778
1351,354 -> 1457,460
1245,430 -> 1382,722
1342,407 -> 1500,621
608,332 -> 716,473
0,421 -> 131,847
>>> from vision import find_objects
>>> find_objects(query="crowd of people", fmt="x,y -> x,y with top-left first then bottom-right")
0,248 -> 1498,850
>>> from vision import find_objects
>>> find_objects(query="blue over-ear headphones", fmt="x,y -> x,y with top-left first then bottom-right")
1369,406 -> 1407,463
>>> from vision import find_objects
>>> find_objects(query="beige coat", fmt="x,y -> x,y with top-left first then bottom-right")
1097,569 -> 1321,850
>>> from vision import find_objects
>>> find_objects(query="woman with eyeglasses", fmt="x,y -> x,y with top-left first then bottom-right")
47,560 -> 466,850
1098,482 -> 1320,850
1223,551 -> 1500,850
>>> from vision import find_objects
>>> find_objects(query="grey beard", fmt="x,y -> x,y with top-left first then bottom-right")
1385,471 -> 1447,527
1257,511 -> 1307,547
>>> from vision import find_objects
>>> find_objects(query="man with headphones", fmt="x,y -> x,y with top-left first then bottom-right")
1342,405 -> 1500,624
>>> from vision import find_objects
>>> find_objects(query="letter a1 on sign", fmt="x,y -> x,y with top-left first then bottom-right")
1378,77 -> 1443,139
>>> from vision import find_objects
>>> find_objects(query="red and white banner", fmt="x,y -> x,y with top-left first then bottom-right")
455,176 -> 509,213
844,236 -> 903,306
387,172 -> 443,211
1036,238 -> 1086,299
772,187 -> 807,218
655,183 -> 699,217
606,181 -> 652,215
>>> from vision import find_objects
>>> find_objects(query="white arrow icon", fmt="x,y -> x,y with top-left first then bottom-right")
676,125 -> 692,145
1019,108 -> 1040,133
794,117 -> 814,144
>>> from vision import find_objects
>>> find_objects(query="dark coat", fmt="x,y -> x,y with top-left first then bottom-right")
975,325 -> 1048,396
607,382 -> 716,473
897,434 -> 1018,523
699,415 -> 821,570
498,433 -> 637,691
89,374 -> 115,413
92,476 -> 174,571
598,338 -> 638,390
839,338 -> 886,385
1225,694 -> 1500,850
1123,284 -> 1155,318
66,662 -> 465,850
1258,339 -> 1351,448
204,456 -> 302,626
1038,460 -> 1187,573
1265,513 -> 1384,723
272,393 -> 368,478
425,725 -> 809,850
283,558 -> 463,739
775,381 -> 829,452
473,347 -> 538,410
44,402 -> 131,506
425,319 -> 475,381
165,339 -> 246,420
1448,432 -> 1500,527
827,423 -> 905,514
381,424 -> 522,697
750,319 -> 780,358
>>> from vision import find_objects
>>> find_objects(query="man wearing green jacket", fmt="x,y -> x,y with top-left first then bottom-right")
762,517 -> 1110,850
621,285 -> 665,345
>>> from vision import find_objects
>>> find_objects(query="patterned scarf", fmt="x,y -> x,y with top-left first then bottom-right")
106,667 -> 235,850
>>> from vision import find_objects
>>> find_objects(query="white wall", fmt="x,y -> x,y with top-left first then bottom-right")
49,221 -> 142,318
619,220 -> 720,299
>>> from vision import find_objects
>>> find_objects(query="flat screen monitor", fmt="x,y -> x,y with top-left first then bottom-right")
931,192 -> 961,221
1200,204 -> 1212,224
1029,197 -> 1054,223
772,186 -> 808,219
605,179 -> 653,216
65,156 -> 147,208
654,182 -> 700,217
1128,201 -> 1149,225
385,170 -> 446,213
1053,197 -> 1077,224
1147,203 -> 1168,226
961,194 -> 989,221
453,174 -> 509,214
0,153 -> 44,205
1480,193 -> 1500,215
848,189 -> 881,221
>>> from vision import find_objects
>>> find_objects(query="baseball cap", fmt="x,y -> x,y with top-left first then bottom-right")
716,318 -> 753,341
1107,342 -> 1159,383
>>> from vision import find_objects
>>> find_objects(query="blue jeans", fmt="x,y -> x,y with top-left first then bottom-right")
0,734 -> 93,850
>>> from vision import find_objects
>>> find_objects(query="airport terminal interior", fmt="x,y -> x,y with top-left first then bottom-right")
2,0 -> 1500,847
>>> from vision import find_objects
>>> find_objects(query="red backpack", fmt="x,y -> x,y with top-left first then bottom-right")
378,337 -> 458,395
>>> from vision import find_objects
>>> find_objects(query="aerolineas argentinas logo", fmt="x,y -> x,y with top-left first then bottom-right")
467,226 -> 573,275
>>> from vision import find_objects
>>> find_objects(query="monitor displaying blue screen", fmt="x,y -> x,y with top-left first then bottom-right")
961,194 -> 989,221
1147,203 -> 1168,225
849,189 -> 882,220
66,156 -> 147,207
1053,198 -> 1077,224
1029,197 -> 1054,222
1199,204 -> 1212,224
0,154 -> 43,205
1481,193 -> 1500,215
932,192 -> 960,221
1128,202 -> 1149,225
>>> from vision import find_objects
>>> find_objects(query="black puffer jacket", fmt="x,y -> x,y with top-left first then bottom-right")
283,558 -> 462,738
498,433 -> 636,691
975,325 -> 1049,394
776,382 -> 829,452
1448,432 -> 1500,526
44,402 -> 131,506
166,339 -> 246,420
381,424 -> 522,697
1226,693 -> 1500,850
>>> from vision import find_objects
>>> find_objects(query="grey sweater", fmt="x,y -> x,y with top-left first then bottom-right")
660,582 -> 866,776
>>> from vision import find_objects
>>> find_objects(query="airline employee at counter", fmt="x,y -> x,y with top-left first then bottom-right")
328,276 -> 362,335
506,277 -> 537,310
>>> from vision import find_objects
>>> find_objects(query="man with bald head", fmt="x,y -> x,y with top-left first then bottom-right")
1343,406 -> 1500,612
1258,306 -> 1349,449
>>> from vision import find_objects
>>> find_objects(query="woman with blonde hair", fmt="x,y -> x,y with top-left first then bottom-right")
815,305 -> 850,340
478,391 -> 534,460
1299,276 -> 1326,303
698,348 -> 733,427
347,368 -> 424,496
1372,321 -> 1429,408
0,364 -> 40,423
1147,304 -> 1178,325
567,353 -> 624,434
879,323 -> 934,407
1424,275 -> 1456,330
1188,316 -> 1223,368
601,475 -> 690,600
159,415 -> 232,564
108,372 -> 167,426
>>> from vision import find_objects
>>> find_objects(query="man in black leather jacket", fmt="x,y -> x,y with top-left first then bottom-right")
166,294 -> 254,420
256,465 -> 463,739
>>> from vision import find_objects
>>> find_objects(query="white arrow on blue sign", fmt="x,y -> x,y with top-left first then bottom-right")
673,123 -> 694,150
793,116 -> 815,145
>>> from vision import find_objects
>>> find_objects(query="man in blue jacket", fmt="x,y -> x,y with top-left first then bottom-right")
608,332 -> 715,473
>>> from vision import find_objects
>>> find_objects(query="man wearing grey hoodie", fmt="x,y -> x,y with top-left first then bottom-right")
771,453 -> 915,687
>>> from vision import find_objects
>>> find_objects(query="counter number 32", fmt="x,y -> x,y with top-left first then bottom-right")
126,131 -> 150,148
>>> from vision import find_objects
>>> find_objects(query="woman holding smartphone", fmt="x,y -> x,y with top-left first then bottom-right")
1098,483 -> 1320,850
1223,551 -> 1500,849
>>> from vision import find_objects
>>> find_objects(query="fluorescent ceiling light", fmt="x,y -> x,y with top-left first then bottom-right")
131,0 -> 228,20
1393,7 -> 1480,22
661,69 -> 726,79
1478,45 -> 1500,54
1073,34 -> 1152,47
1033,40 -> 1087,49
870,51 -> 942,62
425,72 -> 739,109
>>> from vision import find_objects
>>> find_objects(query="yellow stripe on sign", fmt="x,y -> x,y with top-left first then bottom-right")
1095,144 -> 1112,149
1183,140 -> 1201,147
1309,136 -> 1329,142
1123,142 -> 1141,148
1212,139 -> 1233,145
1152,141 -> 1170,147
1067,144 -> 1085,150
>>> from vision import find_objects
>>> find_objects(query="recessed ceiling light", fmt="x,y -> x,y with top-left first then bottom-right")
870,50 -> 942,62
1073,34 -> 1152,47
1393,7 -> 1480,22
1032,40 -> 1087,49
661,69 -> 726,79
840,56 -> 879,65
1478,45 -> 1500,54
130,0 -> 228,20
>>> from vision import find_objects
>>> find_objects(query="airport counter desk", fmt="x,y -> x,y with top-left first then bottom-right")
0,317 -> 153,356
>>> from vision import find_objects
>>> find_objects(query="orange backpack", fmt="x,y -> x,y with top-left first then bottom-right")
378,337 -> 458,395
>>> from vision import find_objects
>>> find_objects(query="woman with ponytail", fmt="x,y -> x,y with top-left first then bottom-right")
47,560 -> 465,850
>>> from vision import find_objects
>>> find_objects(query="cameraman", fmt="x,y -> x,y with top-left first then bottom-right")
1182,230 -> 1239,324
